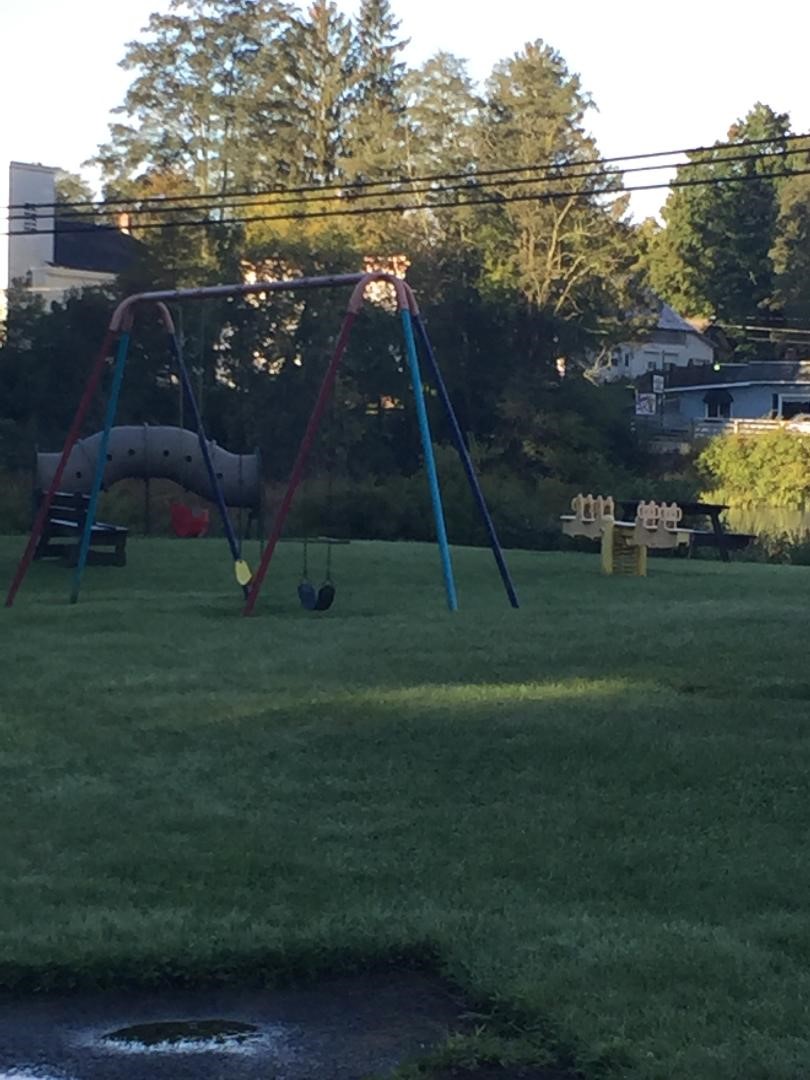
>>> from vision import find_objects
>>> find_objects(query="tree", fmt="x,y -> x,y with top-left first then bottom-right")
94,0 -> 295,195
342,0 -> 408,182
645,103 -> 795,323
403,52 -> 480,179
771,169 -> 810,324
273,1 -> 354,185
0,288 -> 121,451
54,171 -> 94,207
472,42 -> 641,344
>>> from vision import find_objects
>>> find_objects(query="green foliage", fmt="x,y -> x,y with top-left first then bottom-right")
644,103 -> 799,324
54,171 -> 94,207
472,40 -> 642,341
94,0 -> 296,194
698,430 -> 810,508
771,170 -> 810,323
749,531 -> 810,565
0,471 -> 30,532
404,52 -> 480,179
0,288 -> 117,448
281,1 -> 355,184
342,0 -> 408,183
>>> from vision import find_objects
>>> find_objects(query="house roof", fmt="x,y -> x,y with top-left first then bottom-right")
657,361 -> 810,393
53,217 -> 142,275
657,303 -> 701,335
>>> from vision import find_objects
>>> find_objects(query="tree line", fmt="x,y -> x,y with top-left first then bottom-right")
2,0 -> 809,516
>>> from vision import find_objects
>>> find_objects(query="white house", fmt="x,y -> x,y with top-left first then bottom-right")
5,161 -> 139,311
592,302 -> 715,383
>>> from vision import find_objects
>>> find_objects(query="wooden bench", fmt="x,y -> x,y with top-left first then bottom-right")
619,500 -> 753,562
34,491 -> 128,567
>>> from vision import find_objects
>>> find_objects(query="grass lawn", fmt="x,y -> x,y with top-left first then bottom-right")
1,535 -> 810,1079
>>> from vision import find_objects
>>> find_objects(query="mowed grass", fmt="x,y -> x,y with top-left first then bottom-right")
2,535 -> 810,1079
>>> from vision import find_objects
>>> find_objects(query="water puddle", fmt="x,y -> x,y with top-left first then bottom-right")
96,1016 -> 277,1056
104,1019 -> 259,1045
0,971 -> 461,1079
0,1072 -> 71,1080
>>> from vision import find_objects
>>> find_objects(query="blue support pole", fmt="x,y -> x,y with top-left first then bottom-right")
400,309 -> 458,613
413,314 -> 520,610
166,331 -> 245,582
70,332 -> 131,604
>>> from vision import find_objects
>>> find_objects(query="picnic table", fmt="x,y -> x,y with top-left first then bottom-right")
618,500 -> 753,563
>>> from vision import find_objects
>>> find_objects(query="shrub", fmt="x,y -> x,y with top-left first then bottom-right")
748,531 -> 810,566
0,471 -> 32,533
697,431 -> 810,508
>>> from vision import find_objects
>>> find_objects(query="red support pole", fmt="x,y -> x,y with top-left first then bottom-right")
242,311 -> 359,616
4,329 -> 117,608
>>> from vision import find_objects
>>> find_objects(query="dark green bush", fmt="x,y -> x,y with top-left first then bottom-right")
0,471 -> 32,533
698,431 -> 810,508
0,440 -> 699,554
747,531 -> 810,566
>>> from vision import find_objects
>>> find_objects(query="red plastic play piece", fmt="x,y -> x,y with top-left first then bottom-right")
170,502 -> 210,538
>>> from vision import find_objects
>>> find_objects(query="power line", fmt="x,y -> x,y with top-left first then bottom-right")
5,130 -> 809,216
7,165 -> 810,238
723,324 -> 810,336
8,142 -> 807,226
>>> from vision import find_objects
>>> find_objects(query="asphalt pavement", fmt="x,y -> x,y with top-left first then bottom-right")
1,971 -> 462,1079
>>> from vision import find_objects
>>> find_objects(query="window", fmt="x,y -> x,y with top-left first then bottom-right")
704,390 -> 733,419
624,352 -> 630,367
780,397 -> 810,419
706,399 -> 731,419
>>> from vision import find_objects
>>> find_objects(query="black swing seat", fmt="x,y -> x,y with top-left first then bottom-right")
297,579 -> 335,611
314,582 -> 335,611
298,580 -> 318,610
297,535 -> 342,612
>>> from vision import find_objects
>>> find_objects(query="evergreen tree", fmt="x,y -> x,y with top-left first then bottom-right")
771,166 -> 810,324
403,52 -> 480,178
94,0 -> 294,194
275,1 -> 354,185
342,0 -> 408,182
473,41 -> 638,336
645,103 -> 794,322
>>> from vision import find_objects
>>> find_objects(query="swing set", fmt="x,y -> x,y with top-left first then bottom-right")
5,271 -> 519,615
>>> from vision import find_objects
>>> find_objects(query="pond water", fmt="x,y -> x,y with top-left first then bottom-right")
724,506 -> 810,538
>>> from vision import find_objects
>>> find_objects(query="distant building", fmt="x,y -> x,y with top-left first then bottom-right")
592,302 -> 715,383
5,161 -> 140,311
655,361 -> 810,425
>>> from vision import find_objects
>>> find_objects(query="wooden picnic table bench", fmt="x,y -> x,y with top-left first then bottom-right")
618,500 -> 753,562
34,491 -> 128,567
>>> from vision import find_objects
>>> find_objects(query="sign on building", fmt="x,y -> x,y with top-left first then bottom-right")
635,393 -> 657,417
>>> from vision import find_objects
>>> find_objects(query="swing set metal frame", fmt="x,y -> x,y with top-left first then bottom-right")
5,271 -> 519,615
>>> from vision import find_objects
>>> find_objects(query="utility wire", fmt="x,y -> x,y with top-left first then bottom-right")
723,324 -> 810,336
5,130 -> 809,216
8,143 -> 807,226
8,164 -> 810,238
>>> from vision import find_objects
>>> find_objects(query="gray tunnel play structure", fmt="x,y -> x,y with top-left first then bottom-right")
36,425 -> 261,509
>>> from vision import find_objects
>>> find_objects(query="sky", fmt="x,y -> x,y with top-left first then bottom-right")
2,0 -> 810,279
